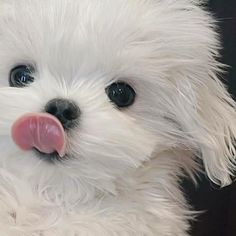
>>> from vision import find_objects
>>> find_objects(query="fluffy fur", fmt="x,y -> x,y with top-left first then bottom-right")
0,0 -> 235,235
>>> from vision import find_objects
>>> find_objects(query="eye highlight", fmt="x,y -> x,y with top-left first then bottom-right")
106,82 -> 136,108
9,65 -> 35,88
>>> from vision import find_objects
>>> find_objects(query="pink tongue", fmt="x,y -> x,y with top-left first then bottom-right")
11,113 -> 66,157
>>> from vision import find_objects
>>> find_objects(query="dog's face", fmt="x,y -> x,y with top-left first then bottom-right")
0,0 -> 235,199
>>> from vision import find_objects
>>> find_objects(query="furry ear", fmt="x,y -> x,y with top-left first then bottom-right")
172,71 -> 236,187
166,2 -> 236,187
194,77 -> 236,187
179,73 -> 236,187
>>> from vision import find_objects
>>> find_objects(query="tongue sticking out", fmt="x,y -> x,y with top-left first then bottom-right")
11,113 -> 66,157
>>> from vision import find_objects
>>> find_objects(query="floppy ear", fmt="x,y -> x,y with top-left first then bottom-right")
194,77 -> 236,187
173,71 -> 236,187
165,2 -> 236,187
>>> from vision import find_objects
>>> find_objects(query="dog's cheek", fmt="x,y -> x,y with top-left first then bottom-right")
71,108 -> 157,170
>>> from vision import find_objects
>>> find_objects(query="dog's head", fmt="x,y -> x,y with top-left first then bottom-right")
0,0 -> 235,199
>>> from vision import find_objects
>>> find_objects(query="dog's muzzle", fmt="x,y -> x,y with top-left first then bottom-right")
11,98 -> 80,160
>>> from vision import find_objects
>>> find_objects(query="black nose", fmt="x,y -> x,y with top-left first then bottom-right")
45,98 -> 80,129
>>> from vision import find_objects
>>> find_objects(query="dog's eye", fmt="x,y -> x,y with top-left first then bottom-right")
9,65 -> 35,87
106,82 -> 136,108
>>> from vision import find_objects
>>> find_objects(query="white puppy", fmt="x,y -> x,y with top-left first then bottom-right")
0,0 -> 235,235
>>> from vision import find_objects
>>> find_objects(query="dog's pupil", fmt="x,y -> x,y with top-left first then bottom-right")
17,72 -> 28,83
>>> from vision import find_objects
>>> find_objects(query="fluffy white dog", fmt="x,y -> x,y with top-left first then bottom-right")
0,0 -> 235,235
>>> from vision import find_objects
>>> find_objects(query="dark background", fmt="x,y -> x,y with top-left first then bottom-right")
184,1 -> 236,236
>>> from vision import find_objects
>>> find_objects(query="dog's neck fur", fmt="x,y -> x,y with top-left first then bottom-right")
0,149 -> 195,235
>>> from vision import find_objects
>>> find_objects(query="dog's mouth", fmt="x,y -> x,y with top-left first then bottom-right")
33,148 -> 67,162
11,113 -> 67,160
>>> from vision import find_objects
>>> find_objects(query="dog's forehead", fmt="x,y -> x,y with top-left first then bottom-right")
0,0 -> 213,84
0,0 -> 158,75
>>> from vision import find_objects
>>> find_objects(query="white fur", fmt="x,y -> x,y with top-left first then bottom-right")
0,0 -> 235,235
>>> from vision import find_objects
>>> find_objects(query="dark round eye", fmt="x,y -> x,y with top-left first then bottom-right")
106,82 -> 136,108
9,65 -> 35,87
